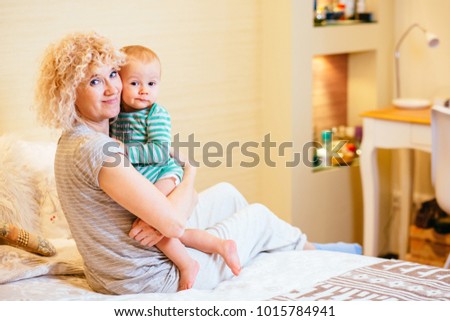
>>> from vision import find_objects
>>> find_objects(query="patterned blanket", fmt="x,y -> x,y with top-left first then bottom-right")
271,260 -> 450,301
0,240 -> 83,285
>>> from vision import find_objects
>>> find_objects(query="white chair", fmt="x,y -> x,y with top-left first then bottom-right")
431,105 -> 450,269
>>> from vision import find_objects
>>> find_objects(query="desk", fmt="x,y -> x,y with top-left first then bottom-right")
360,107 -> 431,258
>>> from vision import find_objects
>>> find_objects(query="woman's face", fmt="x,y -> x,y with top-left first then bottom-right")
75,64 -> 122,126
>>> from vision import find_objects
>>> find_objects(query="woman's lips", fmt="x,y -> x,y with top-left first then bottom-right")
103,97 -> 119,104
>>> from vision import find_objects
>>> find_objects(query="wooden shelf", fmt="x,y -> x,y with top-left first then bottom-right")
311,22 -> 380,55
313,157 -> 360,173
315,20 -> 377,28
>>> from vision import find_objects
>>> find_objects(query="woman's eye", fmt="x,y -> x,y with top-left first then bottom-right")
90,78 -> 100,86
110,70 -> 118,78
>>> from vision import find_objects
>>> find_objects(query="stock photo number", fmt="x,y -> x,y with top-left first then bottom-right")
255,305 -> 335,317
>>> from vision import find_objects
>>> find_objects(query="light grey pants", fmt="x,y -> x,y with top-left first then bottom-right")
184,182 -> 308,290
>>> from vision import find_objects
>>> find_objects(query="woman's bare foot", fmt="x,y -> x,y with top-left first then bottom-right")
177,259 -> 200,291
220,240 -> 241,276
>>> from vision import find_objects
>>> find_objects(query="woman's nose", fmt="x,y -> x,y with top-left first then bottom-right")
105,81 -> 119,96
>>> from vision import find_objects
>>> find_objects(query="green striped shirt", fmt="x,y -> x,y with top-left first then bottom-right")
110,103 -> 183,183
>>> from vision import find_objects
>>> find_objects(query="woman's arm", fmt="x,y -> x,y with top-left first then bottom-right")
98,152 -> 196,238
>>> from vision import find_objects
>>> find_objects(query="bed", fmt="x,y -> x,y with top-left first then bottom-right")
1,135 -> 449,301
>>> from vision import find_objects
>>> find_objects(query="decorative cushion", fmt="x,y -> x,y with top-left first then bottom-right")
31,142 -> 72,240
38,173 -> 72,240
0,222 -> 56,256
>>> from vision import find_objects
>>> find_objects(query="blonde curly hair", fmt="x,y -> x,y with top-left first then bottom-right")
35,32 -> 125,131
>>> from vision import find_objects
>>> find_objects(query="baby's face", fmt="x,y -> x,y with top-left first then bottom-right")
119,59 -> 161,112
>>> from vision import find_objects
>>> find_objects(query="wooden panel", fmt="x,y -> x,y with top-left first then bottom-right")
405,253 -> 446,268
409,239 -> 449,262
409,225 -> 450,245
407,226 -> 450,266
312,54 -> 348,137
360,107 -> 431,124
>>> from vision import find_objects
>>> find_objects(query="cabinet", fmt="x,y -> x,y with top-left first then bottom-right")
260,0 -> 394,243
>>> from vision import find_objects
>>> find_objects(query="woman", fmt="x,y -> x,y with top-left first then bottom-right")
35,32 -> 360,295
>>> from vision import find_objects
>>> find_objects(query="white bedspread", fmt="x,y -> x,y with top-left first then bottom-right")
0,239 -> 382,300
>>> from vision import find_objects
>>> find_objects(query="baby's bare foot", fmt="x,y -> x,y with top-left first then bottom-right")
221,240 -> 241,276
177,259 -> 200,291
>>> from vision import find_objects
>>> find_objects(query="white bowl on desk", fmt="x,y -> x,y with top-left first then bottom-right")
392,98 -> 431,109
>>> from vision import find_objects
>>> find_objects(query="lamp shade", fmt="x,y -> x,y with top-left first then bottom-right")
425,32 -> 439,48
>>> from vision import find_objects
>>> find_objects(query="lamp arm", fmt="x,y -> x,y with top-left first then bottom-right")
394,23 -> 426,54
394,23 -> 427,98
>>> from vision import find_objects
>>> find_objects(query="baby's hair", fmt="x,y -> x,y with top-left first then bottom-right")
35,31 -> 125,131
121,45 -> 160,65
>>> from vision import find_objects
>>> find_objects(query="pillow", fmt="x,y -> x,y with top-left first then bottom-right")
37,172 -> 72,239
26,141 -> 72,239
0,135 -> 41,234
0,222 -> 56,256
0,135 -> 72,240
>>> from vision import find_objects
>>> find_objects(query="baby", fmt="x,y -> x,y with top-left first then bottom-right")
110,45 -> 240,290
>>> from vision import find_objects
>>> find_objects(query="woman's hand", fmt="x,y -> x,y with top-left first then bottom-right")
129,218 -> 164,247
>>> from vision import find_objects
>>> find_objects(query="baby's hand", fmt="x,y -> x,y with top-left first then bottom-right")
129,218 -> 163,247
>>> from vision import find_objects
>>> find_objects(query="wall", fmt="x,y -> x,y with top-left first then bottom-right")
0,0 -> 263,202
395,0 -> 450,101
3,0 -> 444,248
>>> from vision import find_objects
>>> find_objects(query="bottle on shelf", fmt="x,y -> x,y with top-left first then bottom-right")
320,129 -> 333,167
343,0 -> 355,19
354,125 -> 363,156
314,125 -> 362,168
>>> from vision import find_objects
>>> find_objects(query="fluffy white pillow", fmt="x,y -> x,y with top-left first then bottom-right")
0,135 -> 72,239
0,136 -> 41,234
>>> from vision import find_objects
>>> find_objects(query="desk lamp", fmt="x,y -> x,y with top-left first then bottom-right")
393,23 -> 439,109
